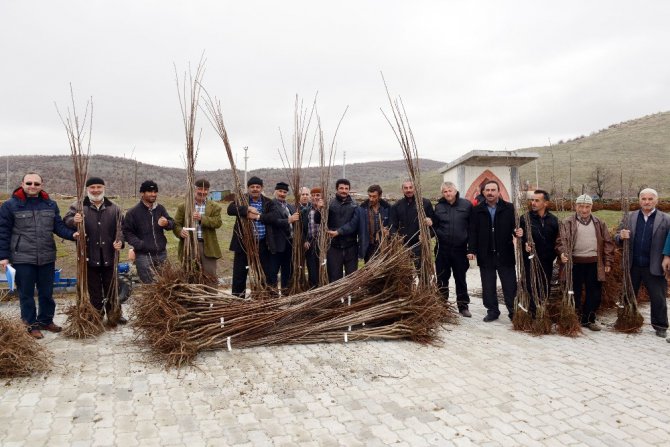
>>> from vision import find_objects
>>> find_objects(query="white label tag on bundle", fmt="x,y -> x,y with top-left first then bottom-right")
227,336 -> 232,351
348,325 -> 352,332
362,322 -> 365,326
210,303 -> 213,308
568,291 -> 574,295
322,260 -> 327,266
245,265 -> 249,270
347,296 -> 351,306
220,317 -> 225,328
528,254 -> 535,260
183,227 -> 196,231
340,297 -> 344,303
518,304 -> 527,312
344,333 -> 348,343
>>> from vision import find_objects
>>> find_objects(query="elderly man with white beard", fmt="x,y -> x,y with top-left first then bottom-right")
64,177 -> 126,324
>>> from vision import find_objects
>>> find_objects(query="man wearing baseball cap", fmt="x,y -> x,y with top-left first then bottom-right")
122,180 -> 174,283
557,194 -> 614,331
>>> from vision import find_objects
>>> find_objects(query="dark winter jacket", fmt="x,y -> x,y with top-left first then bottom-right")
328,195 -> 359,249
468,199 -> 517,267
227,195 -> 282,254
389,196 -> 435,246
0,187 -> 76,265
64,197 -> 123,268
272,199 -> 296,253
300,203 -> 322,244
433,193 -> 472,250
520,210 -> 559,265
357,198 -> 391,258
122,200 -> 174,255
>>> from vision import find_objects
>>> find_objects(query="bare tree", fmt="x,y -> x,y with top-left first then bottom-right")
588,165 -> 612,199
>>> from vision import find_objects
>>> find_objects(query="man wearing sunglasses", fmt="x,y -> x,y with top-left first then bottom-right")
0,172 -> 79,339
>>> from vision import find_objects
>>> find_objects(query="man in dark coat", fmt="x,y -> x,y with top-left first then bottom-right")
520,189 -> 560,314
122,180 -> 174,284
326,179 -> 359,282
300,187 -> 323,288
227,176 -> 281,297
433,182 -> 472,317
468,180 -> 523,322
617,188 -> 670,338
64,176 -> 126,324
389,180 -> 435,267
357,184 -> 391,262
271,181 -> 300,291
0,172 -> 78,338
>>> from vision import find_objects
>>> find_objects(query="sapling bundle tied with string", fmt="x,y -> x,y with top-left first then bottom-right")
522,211 -> 552,335
202,89 -> 268,297
512,191 -> 533,332
614,194 -> 644,333
57,87 -> 105,338
279,95 -> 315,295
556,220 -> 581,336
132,235 -> 453,368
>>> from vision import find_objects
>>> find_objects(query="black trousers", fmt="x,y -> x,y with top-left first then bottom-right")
327,245 -> 358,282
87,265 -> 115,313
231,242 -> 272,298
631,265 -> 669,330
270,244 -> 293,290
572,262 -> 601,324
480,264 -> 517,317
435,246 -> 470,309
305,243 -> 319,288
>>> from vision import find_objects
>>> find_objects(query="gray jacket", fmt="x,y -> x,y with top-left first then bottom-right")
615,209 -> 670,276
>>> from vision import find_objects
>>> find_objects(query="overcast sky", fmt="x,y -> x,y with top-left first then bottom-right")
1,1 -> 668,170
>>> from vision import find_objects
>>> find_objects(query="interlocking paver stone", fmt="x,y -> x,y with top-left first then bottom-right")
1,267 -> 670,446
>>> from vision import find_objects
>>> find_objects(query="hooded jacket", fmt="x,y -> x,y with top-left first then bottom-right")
0,187 -> 76,265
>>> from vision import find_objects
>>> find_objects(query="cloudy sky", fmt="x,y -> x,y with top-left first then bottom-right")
1,1 -> 668,170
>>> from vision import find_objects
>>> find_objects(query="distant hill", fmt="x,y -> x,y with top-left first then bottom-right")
517,111 -> 670,198
0,155 -> 446,199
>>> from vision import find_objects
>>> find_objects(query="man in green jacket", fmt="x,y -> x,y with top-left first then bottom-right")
174,178 -> 223,277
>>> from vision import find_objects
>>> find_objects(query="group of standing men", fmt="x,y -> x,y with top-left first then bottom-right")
1,171 -> 669,341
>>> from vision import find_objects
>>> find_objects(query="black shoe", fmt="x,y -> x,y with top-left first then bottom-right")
655,329 -> 667,338
117,316 -> 128,325
483,314 -> 499,322
459,308 -> 472,318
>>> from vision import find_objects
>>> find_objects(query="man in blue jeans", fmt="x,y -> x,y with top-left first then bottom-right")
0,172 -> 78,339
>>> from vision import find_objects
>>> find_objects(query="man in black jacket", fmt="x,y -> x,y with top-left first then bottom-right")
271,181 -> 300,291
65,177 -> 126,324
122,180 -> 174,284
301,187 -> 323,288
326,179 -> 359,282
389,180 -> 435,267
520,189 -> 559,313
433,182 -> 472,317
468,180 -> 523,322
227,176 -> 280,297
357,184 -> 391,263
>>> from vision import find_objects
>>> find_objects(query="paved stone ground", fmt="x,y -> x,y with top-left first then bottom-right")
1,268 -> 669,447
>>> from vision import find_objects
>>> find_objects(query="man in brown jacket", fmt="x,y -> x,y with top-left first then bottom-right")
557,194 -> 615,331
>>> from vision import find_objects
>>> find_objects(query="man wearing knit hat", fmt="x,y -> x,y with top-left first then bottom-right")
227,176 -> 281,297
64,177 -> 126,324
122,180 -> 174,283
557,194 -> 614,331
270,181 -> 300,292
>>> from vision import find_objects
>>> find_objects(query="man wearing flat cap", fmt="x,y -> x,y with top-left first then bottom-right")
122,180 -> 174,283
227,176 -> 282,297
64,177 -> 126,324
301,187 -> 324,288
557,194 -> 614,331
271,181 -> 300,292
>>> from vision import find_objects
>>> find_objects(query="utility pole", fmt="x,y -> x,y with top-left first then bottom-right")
342,150 -> 346,179
244,146 -> 249,187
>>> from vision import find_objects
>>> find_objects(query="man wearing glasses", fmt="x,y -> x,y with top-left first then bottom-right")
0,172 -> 78,339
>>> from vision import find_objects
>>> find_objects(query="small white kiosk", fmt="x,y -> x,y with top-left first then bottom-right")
439,150 -> 539,202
